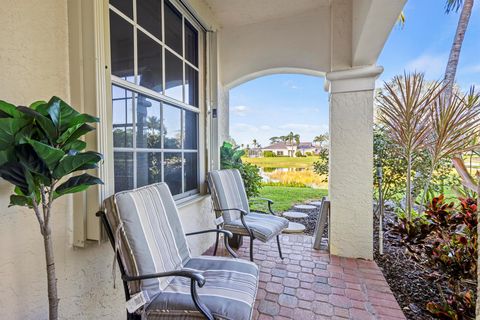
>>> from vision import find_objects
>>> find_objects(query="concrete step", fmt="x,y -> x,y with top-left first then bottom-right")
293,204 -> 317,211
283,222 -> 306,234
282,211 -> 308,219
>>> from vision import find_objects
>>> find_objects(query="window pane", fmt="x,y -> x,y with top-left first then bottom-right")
163,104 -> 182,149
185,65 -> 198,107
136,152 -> 162,187
137,31 -> 163,92
112,86 -> 133,148
165,51 -> 183,101
164,152 -> 182,195
136,95 -> 161,149
184,152 -> 198,192
184,20 -> 198,66
183,110 -> 198,150
110,0 -> 133,19
164,0 -> 182,55
110,11 -> 134,82
137,0 -> 162,40
114,152 -> 134,192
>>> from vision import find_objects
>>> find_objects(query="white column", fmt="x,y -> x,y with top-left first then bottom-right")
326,66 -> 383,260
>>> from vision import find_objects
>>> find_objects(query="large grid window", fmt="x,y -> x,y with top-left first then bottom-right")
109,0 -> 200,197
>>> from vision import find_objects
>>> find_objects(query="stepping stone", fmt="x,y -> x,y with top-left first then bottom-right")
283,222 -> 306,234
283,211 -> 308,219
294,204 -> 317,210
309,201 -> 324,207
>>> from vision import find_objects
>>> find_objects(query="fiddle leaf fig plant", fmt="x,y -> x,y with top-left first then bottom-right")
0,97 -> 103,320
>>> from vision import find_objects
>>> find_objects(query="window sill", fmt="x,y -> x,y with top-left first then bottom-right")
176,193 -> 210,209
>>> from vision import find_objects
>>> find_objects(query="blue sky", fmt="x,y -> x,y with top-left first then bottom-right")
229,0 -> 480,147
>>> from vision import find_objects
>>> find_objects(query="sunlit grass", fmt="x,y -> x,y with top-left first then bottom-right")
250,186 -> 328,212
266,169 -> 327,188
243,156 -> 318,169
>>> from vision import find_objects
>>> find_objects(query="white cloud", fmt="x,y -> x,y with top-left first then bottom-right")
259,125 -> 271,130
461,64 -> 480,75
283,80 -> 300,90
233,123 -> 259,132
231,105 -> 250,117
405,53 -> 448,79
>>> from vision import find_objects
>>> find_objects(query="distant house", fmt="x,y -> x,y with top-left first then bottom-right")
262,142 -> 318,157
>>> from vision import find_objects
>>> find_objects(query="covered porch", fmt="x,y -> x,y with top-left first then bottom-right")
0,0 -> 407,318
208,234 -> 405,320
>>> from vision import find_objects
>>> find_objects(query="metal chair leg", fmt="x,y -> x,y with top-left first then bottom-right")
213,231 -> 220,256
276,235 -> 284,259
249,236 -> 254,262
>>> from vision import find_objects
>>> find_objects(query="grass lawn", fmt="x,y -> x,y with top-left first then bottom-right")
243,156 -> 318,169
250,186 -> 328,212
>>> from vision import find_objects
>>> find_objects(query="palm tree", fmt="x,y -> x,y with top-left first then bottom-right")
269,136 -> 280,144
252,139 -> 259,148
313,134 -> 329,149
444,0 -> 475,100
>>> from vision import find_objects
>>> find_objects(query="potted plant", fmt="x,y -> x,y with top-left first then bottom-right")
0,97 -> 103,320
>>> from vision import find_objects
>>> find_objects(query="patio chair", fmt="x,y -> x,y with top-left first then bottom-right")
97,182 -> 259,320
207,169 -> 289,262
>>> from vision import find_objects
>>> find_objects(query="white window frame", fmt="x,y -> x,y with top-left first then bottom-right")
105,0 -> 206,200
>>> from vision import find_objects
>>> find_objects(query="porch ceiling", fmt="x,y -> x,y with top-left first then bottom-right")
203,0 -> 330,27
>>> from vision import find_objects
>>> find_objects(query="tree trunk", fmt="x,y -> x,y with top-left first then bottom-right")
43,230 -> 59,320
444,0 -> 474,100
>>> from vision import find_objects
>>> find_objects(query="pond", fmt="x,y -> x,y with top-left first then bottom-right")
258,166 -> 327,188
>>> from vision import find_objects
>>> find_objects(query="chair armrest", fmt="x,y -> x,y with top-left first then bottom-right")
249,197 -> 276,215
214,208 -> 254,239
185,229 -> 233,238
186,229 -> 238,258
214,208 -> 248,216
123,270 -> 214,319
122,269 -> 206,287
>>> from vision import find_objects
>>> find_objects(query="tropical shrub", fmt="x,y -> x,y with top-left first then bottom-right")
295,151 -> 305,157
391,214 -> 434,245
313,148 -> 328,183
220,141 -> 262,198
305,152 -> 312,156
426,289 -> 475,320
263,150 -> 275,157
0,97 -> 103,320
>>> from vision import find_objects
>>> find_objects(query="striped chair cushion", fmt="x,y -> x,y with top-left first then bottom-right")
104,183 -> 191,297
145,256 -> 259,320
224,213 -> 289,242
207,169 -> 250,224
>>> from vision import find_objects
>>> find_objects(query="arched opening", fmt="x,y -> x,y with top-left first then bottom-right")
225,72 -> 330,245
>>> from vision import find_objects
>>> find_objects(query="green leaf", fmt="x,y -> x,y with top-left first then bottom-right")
15,144 -> 51,183
17,106 -> 57,141
62,139 -> 86,153
54,173 -> 103,198
53,151 -> 103,179
46,96 -> 80,132
0,162 -> 32,195
27,139 -> 65,171
69,113 -> 99,127
0,148 -> 14,166
57,123 -> 94,145
0,118 -> 30,149
9,194 -> 33,208
0,100 -> 22,118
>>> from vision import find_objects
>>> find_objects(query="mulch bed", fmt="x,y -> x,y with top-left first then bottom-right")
373,209 -> 476,320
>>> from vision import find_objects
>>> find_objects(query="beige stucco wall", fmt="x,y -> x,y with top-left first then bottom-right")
328,89 -> 374,259
219,7 -> 330,88
0,1 -> 216,318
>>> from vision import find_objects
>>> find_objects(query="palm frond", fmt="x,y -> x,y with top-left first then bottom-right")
445,0 -> 464,13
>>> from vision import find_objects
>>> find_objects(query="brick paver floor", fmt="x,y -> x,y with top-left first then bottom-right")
205,234 -> 406,320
